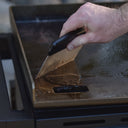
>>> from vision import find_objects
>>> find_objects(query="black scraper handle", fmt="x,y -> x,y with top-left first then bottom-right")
48,27 -> 85,56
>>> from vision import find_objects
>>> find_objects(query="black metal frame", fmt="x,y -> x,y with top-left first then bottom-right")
0,34 -> 34,128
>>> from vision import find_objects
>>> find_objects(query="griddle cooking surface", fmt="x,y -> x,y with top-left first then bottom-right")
16,18 -> 128,107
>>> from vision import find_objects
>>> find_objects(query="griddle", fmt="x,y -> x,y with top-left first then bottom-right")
0,34 -> 34,128
10,2 -> 128,108
0,1 -> 128,128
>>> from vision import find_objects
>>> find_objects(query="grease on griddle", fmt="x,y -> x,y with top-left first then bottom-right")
35,61 -> 89,94
35,76 -> 89,95
43,61 -> 81,85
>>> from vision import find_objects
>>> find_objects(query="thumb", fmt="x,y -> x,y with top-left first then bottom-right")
67,33 -> 91,50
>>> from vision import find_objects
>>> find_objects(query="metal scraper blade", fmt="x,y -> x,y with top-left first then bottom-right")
36,46 -> 82,79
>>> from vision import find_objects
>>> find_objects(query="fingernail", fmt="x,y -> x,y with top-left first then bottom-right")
67,45 -> 74,50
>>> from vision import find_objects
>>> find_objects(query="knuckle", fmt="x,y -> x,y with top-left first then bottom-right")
79,4 -> 85,12
71,40 -> 79,48
62,23 -> 67,30
82,2 -> 91,8
79,38 -> 85,44
85,2 -> 92,6
87,33 -> 95,42
78,3 -> 92,18
78,7 -> 85,17
79,4 -> 85,10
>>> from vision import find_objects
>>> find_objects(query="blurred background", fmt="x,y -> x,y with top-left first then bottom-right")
6,0 -> 128,5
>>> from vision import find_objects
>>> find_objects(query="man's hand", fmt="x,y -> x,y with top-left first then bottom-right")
60,2 -> 128,50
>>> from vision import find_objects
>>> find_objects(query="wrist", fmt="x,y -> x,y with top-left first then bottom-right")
112,8 -> 128,38
118,3 -> 128,23
116,3 -> 128,33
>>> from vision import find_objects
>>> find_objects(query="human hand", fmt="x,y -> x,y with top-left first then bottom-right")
60,2 -> 122,50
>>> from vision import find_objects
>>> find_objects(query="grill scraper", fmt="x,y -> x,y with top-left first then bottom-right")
36,28 -> 85,79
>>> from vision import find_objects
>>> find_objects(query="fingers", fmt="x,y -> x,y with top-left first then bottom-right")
60,13 -> 83,37
67,32 -> 95,50
67,34 -> 89,50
